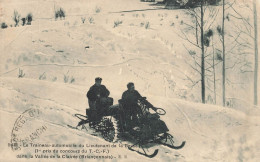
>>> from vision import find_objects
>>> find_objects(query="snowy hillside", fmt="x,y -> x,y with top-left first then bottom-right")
0,0 -> 260,161
0,77 -> 259,161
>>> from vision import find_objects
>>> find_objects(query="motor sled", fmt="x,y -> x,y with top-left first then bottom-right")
72,97 -> 185,158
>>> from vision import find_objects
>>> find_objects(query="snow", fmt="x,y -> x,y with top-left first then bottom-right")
0,0 -> 260,161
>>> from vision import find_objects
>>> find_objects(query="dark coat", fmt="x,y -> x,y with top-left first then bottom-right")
122,90 -> 142,106
87,84 -> 110,101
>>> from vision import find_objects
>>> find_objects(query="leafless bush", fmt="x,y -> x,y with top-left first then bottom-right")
26,13 -> 33,25
63,71 -> 75,83
145,22 -> 150,29
39,72 -> 46,80
21,18 -> 26,26
52,77 -> 57,82
95,7 -> 101,13
18,68 -> 25,78
88,17 -> 94,24
70,77 -> 75,83
81,17 -> 86,24
55,8 -> 66,20
64,75 -> 69,83
114,20 -> 123,28
13,10 -> 21,27
64,75 -> 75,83
1,22 -> 8,29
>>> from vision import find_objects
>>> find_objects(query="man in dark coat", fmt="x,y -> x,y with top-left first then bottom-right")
122,82 -> 142,108
121,82 -> 169,136
121,82 -> 143,128
86,77 -> 112,119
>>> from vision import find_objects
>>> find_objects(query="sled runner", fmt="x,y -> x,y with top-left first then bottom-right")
71,97 -> 185,158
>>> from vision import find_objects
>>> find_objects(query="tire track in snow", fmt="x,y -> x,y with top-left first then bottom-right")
173,102 -> 211,139
0,107 -> 99,141
2,26 -> 29,50
0,58 -> 144,77
0,84 -> 80,114
0,82 -> 87,133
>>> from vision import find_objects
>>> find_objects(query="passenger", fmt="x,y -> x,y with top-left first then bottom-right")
86,77 -> 113,121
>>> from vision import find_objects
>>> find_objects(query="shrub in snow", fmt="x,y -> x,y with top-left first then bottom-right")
63,74 -> 75,84
26,13 -> 33,25
13,10 -> 21,27
95,7 -> 101,13
52,77 -> 57,82
81,17 -> 86,24
1,22 -> 8,29
18,69 -> 25,78
21,18 -> 26,26
114,20 -> 123,28
88,17 -> 94,24
145,22 -> 150,29
55,8 -> 66,20
39,72 -> 46,80
70,77 -> 75,83
64,75 -> 69,83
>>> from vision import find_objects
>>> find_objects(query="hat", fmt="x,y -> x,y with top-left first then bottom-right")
95,77 -> 102,81
127,82 -> 134,89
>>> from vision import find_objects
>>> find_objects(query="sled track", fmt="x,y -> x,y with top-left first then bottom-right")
0,58 -> 144,77
173,102 -> 210,138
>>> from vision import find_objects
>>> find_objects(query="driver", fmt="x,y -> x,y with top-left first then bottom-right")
122,83 -> 141,107
121,82 -> 143,126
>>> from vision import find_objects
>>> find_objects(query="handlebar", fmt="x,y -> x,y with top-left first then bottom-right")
138,97 -> 167,115
152,107 -> 166,115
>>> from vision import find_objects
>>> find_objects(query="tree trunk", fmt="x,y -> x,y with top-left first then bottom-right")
201,0 -> 205,103
222,0 -> 226,107
212,36 -> 216,104
196,16 -> 199,45
253,0 -> 258,106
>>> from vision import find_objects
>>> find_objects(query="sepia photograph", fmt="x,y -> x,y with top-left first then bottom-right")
0,0 -> 259,161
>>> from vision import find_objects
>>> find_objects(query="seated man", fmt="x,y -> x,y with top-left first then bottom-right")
86,77 -> 113,122
121,82 -> 168,137
121,82 -> 143,129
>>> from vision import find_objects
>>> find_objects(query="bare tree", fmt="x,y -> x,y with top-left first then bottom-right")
222,0 -> 226,106
253,0 -> 258,105
177,0 -> 254,106
177,1 -> 221,104
223,0 -> 256,106
201,0 -> 206,103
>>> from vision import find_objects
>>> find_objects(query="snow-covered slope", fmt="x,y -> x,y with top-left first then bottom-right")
0,77 -> 259,161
